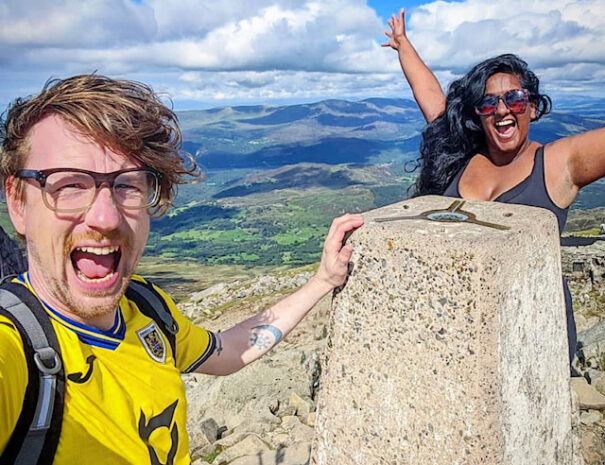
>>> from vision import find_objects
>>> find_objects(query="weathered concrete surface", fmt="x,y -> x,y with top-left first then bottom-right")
311,196 -> 578,465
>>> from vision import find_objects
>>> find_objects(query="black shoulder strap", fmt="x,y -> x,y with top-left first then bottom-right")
125,279 -> 178,362
0,282 -> 65,465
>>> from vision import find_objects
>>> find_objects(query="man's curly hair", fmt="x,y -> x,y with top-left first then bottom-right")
1,74 -> 201,216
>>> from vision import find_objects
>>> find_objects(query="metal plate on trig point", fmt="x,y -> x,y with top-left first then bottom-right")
375,200 -> 510,231
427,211 -> 469,222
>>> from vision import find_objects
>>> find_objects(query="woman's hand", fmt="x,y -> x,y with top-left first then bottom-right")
382,8 -> 407,51
381,7 -> 446,123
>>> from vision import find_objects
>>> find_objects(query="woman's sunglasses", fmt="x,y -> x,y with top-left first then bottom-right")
475,89 -> 530,116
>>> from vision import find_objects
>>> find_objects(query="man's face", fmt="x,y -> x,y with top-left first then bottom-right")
6,114 -> 150,327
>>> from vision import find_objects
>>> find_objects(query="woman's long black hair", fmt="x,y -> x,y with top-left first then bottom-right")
412,54 -> 552,196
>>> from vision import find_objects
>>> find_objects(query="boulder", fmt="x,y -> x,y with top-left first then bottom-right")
0,226 -> 26,278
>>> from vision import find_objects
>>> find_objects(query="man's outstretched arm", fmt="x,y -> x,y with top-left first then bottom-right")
195,213 -> 364,375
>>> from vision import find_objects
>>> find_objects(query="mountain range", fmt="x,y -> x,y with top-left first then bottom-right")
140,97 -> 605,266
0,97 -> 602,266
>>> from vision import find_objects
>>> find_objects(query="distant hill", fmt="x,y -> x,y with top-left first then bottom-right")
147,97 -> 604,266
179,97 -> 604,172
0,97 -> 601,267
179,98 -> 426,170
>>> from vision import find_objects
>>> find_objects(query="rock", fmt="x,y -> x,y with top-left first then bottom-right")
571,377 -> 605,410
232,419 -> 279,436
178,251 -> 603,464
187,414 -> 224,457
277,405 -> 297,417
188,430 -> 212,452
0,226 -> 26,278
580,428 -> 605,465
191,282 -> 229,302
268,398 -> 280,415
215,432 -> 250,449
229,441 -> 311,465
314,324 -> 328,340
590,371 -> 605,397
191,443 -> 218,462
289,392 -> 313,419
580,410 -> 603,425
300,351 -> 321,399
577,321 -> 605,371
289,422 -> 314,443
569,384 -> 585,465
185,340 -> 321,453
213,435 -> 270,465
268,430 -> 290,448
280,415 -> 301,430
204,419 -> 220,442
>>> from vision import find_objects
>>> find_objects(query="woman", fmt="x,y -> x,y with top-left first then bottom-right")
383,9 -> 605,366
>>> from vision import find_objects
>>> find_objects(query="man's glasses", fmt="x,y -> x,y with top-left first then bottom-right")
16,167 -> 162,213
475,89 -> 530,116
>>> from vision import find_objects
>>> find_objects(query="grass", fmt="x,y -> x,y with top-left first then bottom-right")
135,255 -> 288,302
564,207 -> 604,234
572,227 -> 602,237
164,228 -> 259,243
146,183 -> 378,266
201,449 -> 221,463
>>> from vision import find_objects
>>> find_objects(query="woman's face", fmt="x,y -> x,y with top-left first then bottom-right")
478,72 -> 536,159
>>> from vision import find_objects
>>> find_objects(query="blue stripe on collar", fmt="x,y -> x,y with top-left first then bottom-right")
18,272 -> 126,350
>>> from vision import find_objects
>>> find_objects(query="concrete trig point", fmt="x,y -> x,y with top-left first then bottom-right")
311,196 -> 580,465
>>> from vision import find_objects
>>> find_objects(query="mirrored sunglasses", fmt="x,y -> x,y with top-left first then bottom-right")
475,89 -> 530,116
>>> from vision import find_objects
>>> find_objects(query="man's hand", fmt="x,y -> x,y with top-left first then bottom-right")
382,8 -> 407,51
195,213 -> 364,376
312,213 -> 364,293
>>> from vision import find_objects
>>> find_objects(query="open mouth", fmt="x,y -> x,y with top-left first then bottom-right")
495,119 -> 516,135
70,246 -> 121,284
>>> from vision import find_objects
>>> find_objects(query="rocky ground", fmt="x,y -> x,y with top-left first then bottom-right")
181,270 -> 326,465
179,264 -> 605,465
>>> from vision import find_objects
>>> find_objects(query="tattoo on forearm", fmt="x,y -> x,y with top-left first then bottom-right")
249,325 -> 283,351
216,330 -> 223,356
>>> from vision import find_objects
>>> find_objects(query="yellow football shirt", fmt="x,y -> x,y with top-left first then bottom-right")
0,273 -> 216,465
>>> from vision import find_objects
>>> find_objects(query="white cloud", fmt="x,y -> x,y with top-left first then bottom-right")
170,70 -> 403,105
408,0 -> 605,70
0,0 -> 388,73
0,0 -> 156,48
0,0 -> 603,106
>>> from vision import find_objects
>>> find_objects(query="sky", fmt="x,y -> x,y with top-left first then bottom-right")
1,0 -> 604,110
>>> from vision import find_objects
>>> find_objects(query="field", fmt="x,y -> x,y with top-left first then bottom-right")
146,166 -> 417,267
135,255 -> 287,302
0,97 -> 603,275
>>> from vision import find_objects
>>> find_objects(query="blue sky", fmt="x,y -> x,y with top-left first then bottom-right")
1,0 -> 603,110
370,0 -> 427,20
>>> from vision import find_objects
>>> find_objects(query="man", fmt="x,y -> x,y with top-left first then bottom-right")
0,74 -> 363,464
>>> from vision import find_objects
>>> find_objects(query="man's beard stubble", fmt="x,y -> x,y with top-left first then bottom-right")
27,230 -> 136,320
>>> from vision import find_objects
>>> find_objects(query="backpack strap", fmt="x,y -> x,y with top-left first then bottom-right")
125,279 -> 178,361
0,282 -> 64,465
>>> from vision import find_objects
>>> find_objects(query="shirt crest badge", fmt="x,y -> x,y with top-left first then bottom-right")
138,323 -> 166,364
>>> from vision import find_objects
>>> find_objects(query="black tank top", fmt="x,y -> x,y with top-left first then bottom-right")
443,146 -> 576,366
443,146 -> 568,234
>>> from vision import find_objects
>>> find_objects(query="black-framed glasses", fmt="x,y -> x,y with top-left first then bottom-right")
475,89 -> 530,116
16,167 -> 162,213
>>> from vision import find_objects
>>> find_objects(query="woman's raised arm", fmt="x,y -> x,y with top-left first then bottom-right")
382,8 -> 446,123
